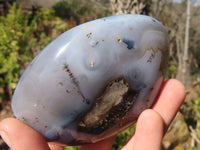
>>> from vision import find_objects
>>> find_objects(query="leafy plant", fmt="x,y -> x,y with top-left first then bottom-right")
64,146 -> 80,150
165,64 -> 177,79
0,3 -> 68,101
188,89 -> 200,132
0,3 -> 30,100
52,0 -> 111,24
113,124 -> 136,149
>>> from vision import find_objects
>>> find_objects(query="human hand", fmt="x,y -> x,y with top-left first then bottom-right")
0,79 -> 185,150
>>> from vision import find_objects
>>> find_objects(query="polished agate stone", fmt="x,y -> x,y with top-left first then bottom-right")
12,14 -> 168,145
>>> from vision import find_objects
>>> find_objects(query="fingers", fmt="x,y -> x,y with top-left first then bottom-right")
152,79 -> 186,130
0,79 -> 185,150
0,118 -> 51,150
80,136 -> 116,150
122,109 -> 164,150
0,117 -> 116,150
48,142 -> 65,150
122,79 -> 185,150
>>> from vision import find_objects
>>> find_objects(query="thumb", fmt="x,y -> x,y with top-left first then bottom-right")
0,118 -> 50,150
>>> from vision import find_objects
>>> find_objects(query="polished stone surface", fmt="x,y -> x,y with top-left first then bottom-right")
12,14 -> 168,145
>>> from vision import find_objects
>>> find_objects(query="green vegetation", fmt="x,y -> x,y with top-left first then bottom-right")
64,146 -> 80,150
52,0 -> 110,24
1,0 -> 200,149
0,3 -> 68,101
113,124 -> 136,149
0,0 -> 111,102
189,89 -> 200,129
0,3 -> 30,100
165,64 -> 177,79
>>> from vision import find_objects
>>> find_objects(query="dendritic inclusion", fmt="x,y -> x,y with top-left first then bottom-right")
11,14 -> 168,145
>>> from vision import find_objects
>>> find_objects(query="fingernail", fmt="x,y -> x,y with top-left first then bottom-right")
0,128 -> 11,147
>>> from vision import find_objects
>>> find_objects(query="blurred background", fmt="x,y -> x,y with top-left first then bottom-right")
0,0 -> 200,149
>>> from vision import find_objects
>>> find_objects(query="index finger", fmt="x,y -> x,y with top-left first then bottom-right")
152,79 -> 186,130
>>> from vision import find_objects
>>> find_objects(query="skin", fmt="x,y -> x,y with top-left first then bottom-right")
0,79 -> 186,150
